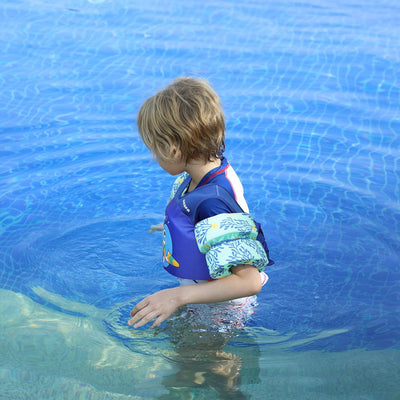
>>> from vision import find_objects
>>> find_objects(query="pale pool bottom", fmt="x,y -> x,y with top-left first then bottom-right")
1,288 -> 399,400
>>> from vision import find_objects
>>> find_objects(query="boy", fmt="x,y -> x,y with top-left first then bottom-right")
128,77 -> 272,329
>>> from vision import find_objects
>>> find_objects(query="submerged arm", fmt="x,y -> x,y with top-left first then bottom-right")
148,223 -> 163,233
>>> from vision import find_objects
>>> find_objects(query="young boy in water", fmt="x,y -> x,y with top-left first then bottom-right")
128,77 -> 272,329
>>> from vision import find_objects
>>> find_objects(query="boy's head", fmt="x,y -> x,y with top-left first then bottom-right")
137,77 -> 225,164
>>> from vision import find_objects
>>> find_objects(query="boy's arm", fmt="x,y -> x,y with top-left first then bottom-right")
128,264 -> 262,329
148,223 -> 163,233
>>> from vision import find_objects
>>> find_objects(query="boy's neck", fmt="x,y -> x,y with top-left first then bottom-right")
186,157 -> 221,192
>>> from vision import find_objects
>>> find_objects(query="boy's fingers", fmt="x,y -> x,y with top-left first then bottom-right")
128,299 -> 159,327
130,298 -> 149,317
150,315 -> 165,329
129,306 -> 146,322
129,310 -> 158,328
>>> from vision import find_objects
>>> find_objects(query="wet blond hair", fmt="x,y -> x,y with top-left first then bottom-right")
137,77 -> 225,163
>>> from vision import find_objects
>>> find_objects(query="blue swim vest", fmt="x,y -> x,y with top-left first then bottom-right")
162,173 -> 274,280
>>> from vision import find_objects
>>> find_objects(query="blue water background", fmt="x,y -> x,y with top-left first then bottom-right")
1,0 -> 400,395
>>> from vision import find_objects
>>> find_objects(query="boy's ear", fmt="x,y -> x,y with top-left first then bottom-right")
171,146 -> 182,161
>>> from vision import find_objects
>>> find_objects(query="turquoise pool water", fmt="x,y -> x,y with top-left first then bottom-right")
1,0 -> 399,398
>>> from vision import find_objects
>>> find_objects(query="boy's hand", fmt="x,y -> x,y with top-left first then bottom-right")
128,288 -> 181,329
149,223 -> 163,234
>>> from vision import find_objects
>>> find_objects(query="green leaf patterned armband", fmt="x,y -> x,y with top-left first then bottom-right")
195,213 -> 269,279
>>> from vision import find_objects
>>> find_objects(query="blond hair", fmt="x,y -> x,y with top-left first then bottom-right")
137,77 -> 225,163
